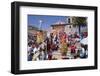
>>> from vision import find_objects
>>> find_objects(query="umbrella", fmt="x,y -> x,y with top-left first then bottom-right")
80,37 -> 88,45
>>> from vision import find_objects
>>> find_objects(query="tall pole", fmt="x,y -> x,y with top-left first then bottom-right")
39,20 -> 42,30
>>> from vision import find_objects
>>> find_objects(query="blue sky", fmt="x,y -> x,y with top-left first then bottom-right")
28,15 -> 68,30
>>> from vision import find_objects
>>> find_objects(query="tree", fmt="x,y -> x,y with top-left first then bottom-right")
72,17 -> 87,34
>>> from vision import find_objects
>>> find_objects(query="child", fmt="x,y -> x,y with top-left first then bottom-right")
70,43 -> 76,58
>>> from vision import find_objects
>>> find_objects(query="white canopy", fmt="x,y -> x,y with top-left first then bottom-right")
80,37 -> 88,45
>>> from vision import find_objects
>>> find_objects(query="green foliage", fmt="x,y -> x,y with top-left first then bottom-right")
73,17 -> 87,27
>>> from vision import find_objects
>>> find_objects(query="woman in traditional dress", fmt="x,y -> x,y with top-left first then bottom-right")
36,31 -> 44,44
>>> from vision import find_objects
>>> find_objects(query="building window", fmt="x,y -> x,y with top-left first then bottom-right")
68,18 -> 70,23
69,25 -> 71,28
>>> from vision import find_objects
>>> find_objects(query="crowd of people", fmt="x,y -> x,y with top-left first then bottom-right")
28,30 -> 88,61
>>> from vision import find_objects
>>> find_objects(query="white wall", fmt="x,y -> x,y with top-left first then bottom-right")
0,0 -> 99,76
